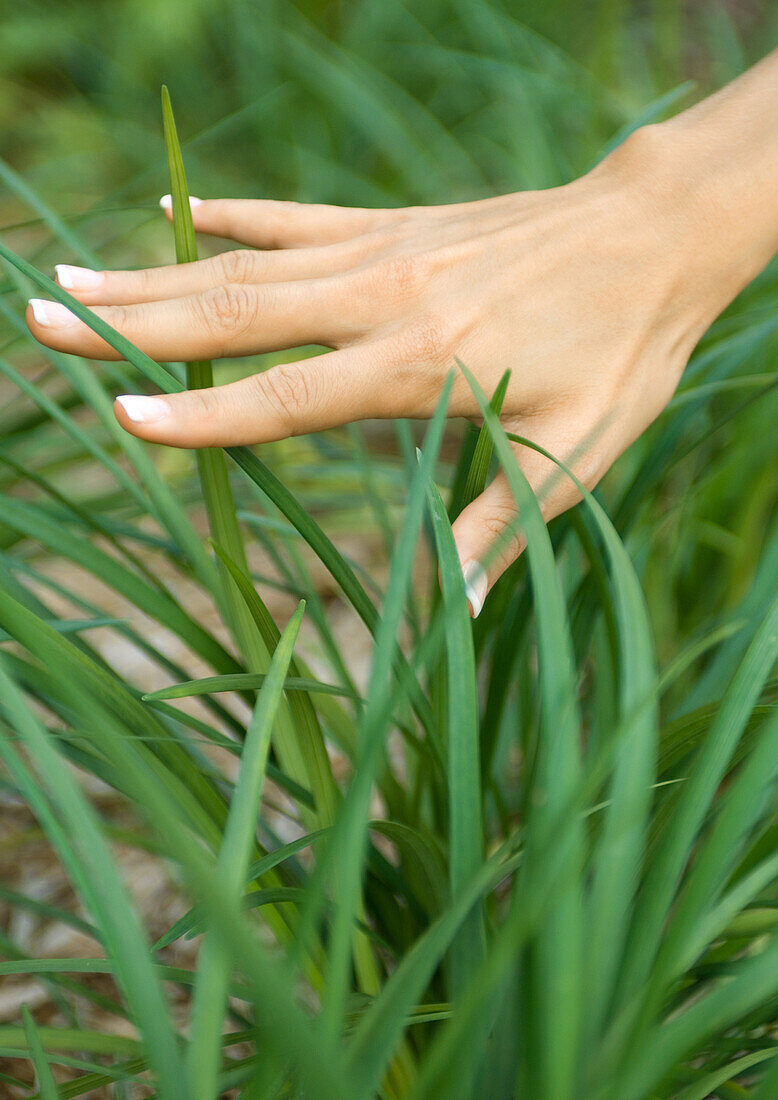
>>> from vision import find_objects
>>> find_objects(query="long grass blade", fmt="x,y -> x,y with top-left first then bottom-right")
187,602 -> 306,1100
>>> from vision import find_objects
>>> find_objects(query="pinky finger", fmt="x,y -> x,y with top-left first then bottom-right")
450,437 -> 593,616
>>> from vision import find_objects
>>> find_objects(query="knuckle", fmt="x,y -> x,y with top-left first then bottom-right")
198,284 -> 259,347
217,248 -> 259,284
186,387 -> 220,423
132,267 -> 157,297
105,304 -> 130,331
256,363 -> 311,433
380,253 -> 425,300
398,315 -> 449,365
481,506 -> 524,565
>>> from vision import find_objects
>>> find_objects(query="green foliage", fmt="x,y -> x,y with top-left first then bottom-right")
0,2 -> 777,1097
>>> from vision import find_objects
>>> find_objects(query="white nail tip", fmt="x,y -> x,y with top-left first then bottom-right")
29,299 -> 50,325
115,395 -> 169,424
462,561 -> 488,619
54,265 -> 74,289
159,194 -> 202,210
28,299 -> 78,327
55,264 -> 104,289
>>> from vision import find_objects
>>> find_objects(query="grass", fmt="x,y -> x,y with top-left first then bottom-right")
0,1 -> 777,1097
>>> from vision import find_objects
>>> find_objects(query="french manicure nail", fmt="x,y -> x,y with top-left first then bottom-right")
159,194 -> 202,210
28,299 -> 79,327
462,560 -> 488,619
55,264 -> 104,290
115,394 -> 170,424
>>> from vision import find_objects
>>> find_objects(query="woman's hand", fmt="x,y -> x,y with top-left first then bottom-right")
26,107 -> 774,611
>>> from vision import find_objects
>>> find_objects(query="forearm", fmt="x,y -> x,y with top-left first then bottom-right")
643,50 -> 778,310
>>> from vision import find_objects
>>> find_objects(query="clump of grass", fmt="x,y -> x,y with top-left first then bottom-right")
0,19 -> 777,1100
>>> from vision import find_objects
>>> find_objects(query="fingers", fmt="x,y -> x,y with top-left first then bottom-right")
451,439 -> 585,617
27,277 -> 361,362
53,241 -> 367,307
164,195 -> 401,249
113,344 -> 388,448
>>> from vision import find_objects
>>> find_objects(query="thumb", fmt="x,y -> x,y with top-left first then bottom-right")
451,448 -> 582,618
113,346 -> 379,448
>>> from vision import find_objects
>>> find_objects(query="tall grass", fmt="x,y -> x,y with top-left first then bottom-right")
0,2 -> 777,1097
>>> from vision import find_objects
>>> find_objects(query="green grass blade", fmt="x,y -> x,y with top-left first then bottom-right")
160,85 -> 266,661
211,543 -> 340,826
348,854 -> 514,1095
450,369 -> 510,521
0,240 -> 181,393
423,459 -> 485,996
188,602 -> 306,1100
22,1005 -> 61,1100
618,931 -> 778,1100
143,672 -> 358,702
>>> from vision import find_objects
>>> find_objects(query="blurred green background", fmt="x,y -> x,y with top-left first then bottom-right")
3,1 -> 775,221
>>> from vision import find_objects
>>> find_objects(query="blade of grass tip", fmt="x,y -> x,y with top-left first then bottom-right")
422,457 -> 485,999
188,602 -> 305,1100
22,1004 -> 61,1100
0,662 -> 187,1099
425,368 -> 509,846
456,360 -> 584,1100
161,85 -> 261,650
161,91 -> 345,863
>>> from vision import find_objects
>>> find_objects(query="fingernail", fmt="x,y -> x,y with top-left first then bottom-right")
55,264 -> 104,290
462,561 -> 488,619
28,299 -> 79,327
115,394 -> 170,423
159,194 -> 202,210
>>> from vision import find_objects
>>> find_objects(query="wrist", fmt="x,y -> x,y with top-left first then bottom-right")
600,119 -> 776,327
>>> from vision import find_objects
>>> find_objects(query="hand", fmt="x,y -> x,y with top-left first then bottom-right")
25,125 -> 763,612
